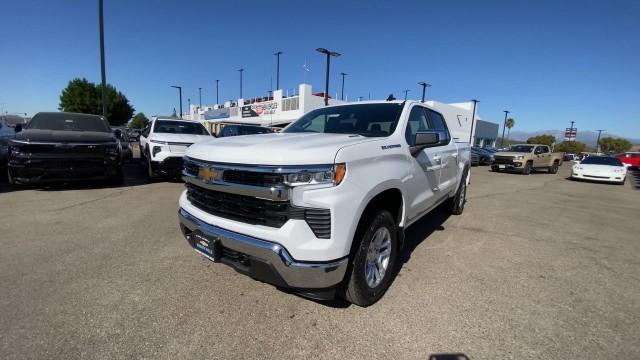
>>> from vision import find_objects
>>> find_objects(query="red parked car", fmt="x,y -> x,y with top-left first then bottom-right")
615,152 -> 640,169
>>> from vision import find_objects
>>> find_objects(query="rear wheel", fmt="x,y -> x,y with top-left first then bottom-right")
522,161 -> 532,175
341,210 -> 398,307
549,162 -> 559,174
447,170 -> 468,215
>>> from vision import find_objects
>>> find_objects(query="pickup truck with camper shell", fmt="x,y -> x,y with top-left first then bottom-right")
6,112 -> 125,186
139,117 -> 212,180
491,144 -> 563,175
177,100 -> 471,306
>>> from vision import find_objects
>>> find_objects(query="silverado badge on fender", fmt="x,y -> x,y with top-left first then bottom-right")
198,167 -> 220,182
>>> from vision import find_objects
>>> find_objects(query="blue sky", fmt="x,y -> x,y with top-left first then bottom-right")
1,0 -> 639,137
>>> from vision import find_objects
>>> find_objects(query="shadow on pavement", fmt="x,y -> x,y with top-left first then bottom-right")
429,353 -> 470,360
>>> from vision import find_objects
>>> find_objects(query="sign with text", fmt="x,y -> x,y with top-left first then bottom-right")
564,127 -> 577,141
241,101 -> 279,118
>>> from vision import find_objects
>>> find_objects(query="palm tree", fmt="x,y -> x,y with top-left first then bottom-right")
505,118 -> 515,144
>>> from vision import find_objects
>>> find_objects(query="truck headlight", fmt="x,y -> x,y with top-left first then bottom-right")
284,163 -> 346,186
105,144 -> 119,156
514,155 -> 525,160
152,146 -> 164,157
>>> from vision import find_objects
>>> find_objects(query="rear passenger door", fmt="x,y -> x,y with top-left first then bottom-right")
425,109 -> 458,194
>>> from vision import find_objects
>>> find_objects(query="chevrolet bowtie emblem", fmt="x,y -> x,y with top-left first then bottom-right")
198,167 -> 220,182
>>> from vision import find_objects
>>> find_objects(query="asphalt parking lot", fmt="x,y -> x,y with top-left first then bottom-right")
1,156 -> 639,360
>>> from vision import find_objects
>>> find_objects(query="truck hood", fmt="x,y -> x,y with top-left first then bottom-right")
186,132 -> 377,165
15,129 -> 116,143
494,151 -> 531,157
151,133 -> 212,144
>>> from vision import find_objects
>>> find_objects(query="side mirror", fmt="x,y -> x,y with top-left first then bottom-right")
114,129 -> 122,139
410,131 -> 440,156
15,124 -> 23,133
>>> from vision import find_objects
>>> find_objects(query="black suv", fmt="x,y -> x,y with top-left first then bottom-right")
7,112 -> 124,186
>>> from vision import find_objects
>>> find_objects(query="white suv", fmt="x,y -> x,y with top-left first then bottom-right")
139,117 -> 212,179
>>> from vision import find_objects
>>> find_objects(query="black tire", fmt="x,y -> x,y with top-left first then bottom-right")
549,162 -> 559,174
109,165 -> 124,185
522,161 -> 532,175
491,165 -> 499,172
447,170 -> 468,215
146,153 -> 156,181
341,210 -> 398,307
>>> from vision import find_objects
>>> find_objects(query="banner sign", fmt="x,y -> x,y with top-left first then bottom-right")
204,108 -> 230,120
564,127 -> 577,141
241,101 -> 279,118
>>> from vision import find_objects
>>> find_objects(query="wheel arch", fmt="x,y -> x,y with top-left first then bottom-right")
347,187 -> 405,258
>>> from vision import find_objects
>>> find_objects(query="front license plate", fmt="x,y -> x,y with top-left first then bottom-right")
192,232 -> 219,260
499,165 -> 506,169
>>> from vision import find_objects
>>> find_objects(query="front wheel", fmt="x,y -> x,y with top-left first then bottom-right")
341,210 -> 398,307
522,162 -> 532,175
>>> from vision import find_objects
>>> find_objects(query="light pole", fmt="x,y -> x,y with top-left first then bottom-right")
274,51 -> 282,90
418,81 -> 431,102
595,129 -> 606,153
238,68 -> 244,98
469,99 -> 480,144
403,89 -> 410,100
500,110 -> 510,147
340,72 -> 347,101
198,87 -> 202,108
98,0 -> 107,118
187,98 -> 191,117
316,48 -> 341,106
215,80 -> 219,105
170,85 -> 182,119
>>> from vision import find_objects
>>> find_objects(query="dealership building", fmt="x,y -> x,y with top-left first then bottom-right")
184,83 -> 499,146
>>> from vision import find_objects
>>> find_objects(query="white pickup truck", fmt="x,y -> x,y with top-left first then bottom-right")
178,101 -> 471,306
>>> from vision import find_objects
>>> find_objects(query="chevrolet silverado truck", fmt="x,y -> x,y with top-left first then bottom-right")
139,117 -> 212,180
177,101 -> 471,306
491,144 -> 563,175
7,112 -> 124,186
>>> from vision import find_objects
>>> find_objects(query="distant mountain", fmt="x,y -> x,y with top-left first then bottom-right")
506,130 -> 640,147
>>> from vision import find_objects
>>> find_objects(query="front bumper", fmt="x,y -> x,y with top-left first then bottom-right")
178,208 -> 348,290
8,156 -> 119,183
151,156 -> 184,176
571,172 -> 625,183
491,160 -> 523,171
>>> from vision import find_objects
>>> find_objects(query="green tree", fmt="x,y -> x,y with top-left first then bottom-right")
526,134 -> 556,147
129,112 -> 149,129
598,137 -> 632,154
557,141 -> 588,154
505,118 -> 515,143
59,78 -> 135,126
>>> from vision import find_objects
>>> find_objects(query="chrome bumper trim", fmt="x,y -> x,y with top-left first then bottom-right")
178,208 -> 348,289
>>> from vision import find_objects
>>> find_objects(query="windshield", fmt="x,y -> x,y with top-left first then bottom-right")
581,156 -> 623,166
219,125 -> 274,137
284,103 -> 403,137
153,120 -> 209,135
509,145 -> 535,153
27,113 -> 111,132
